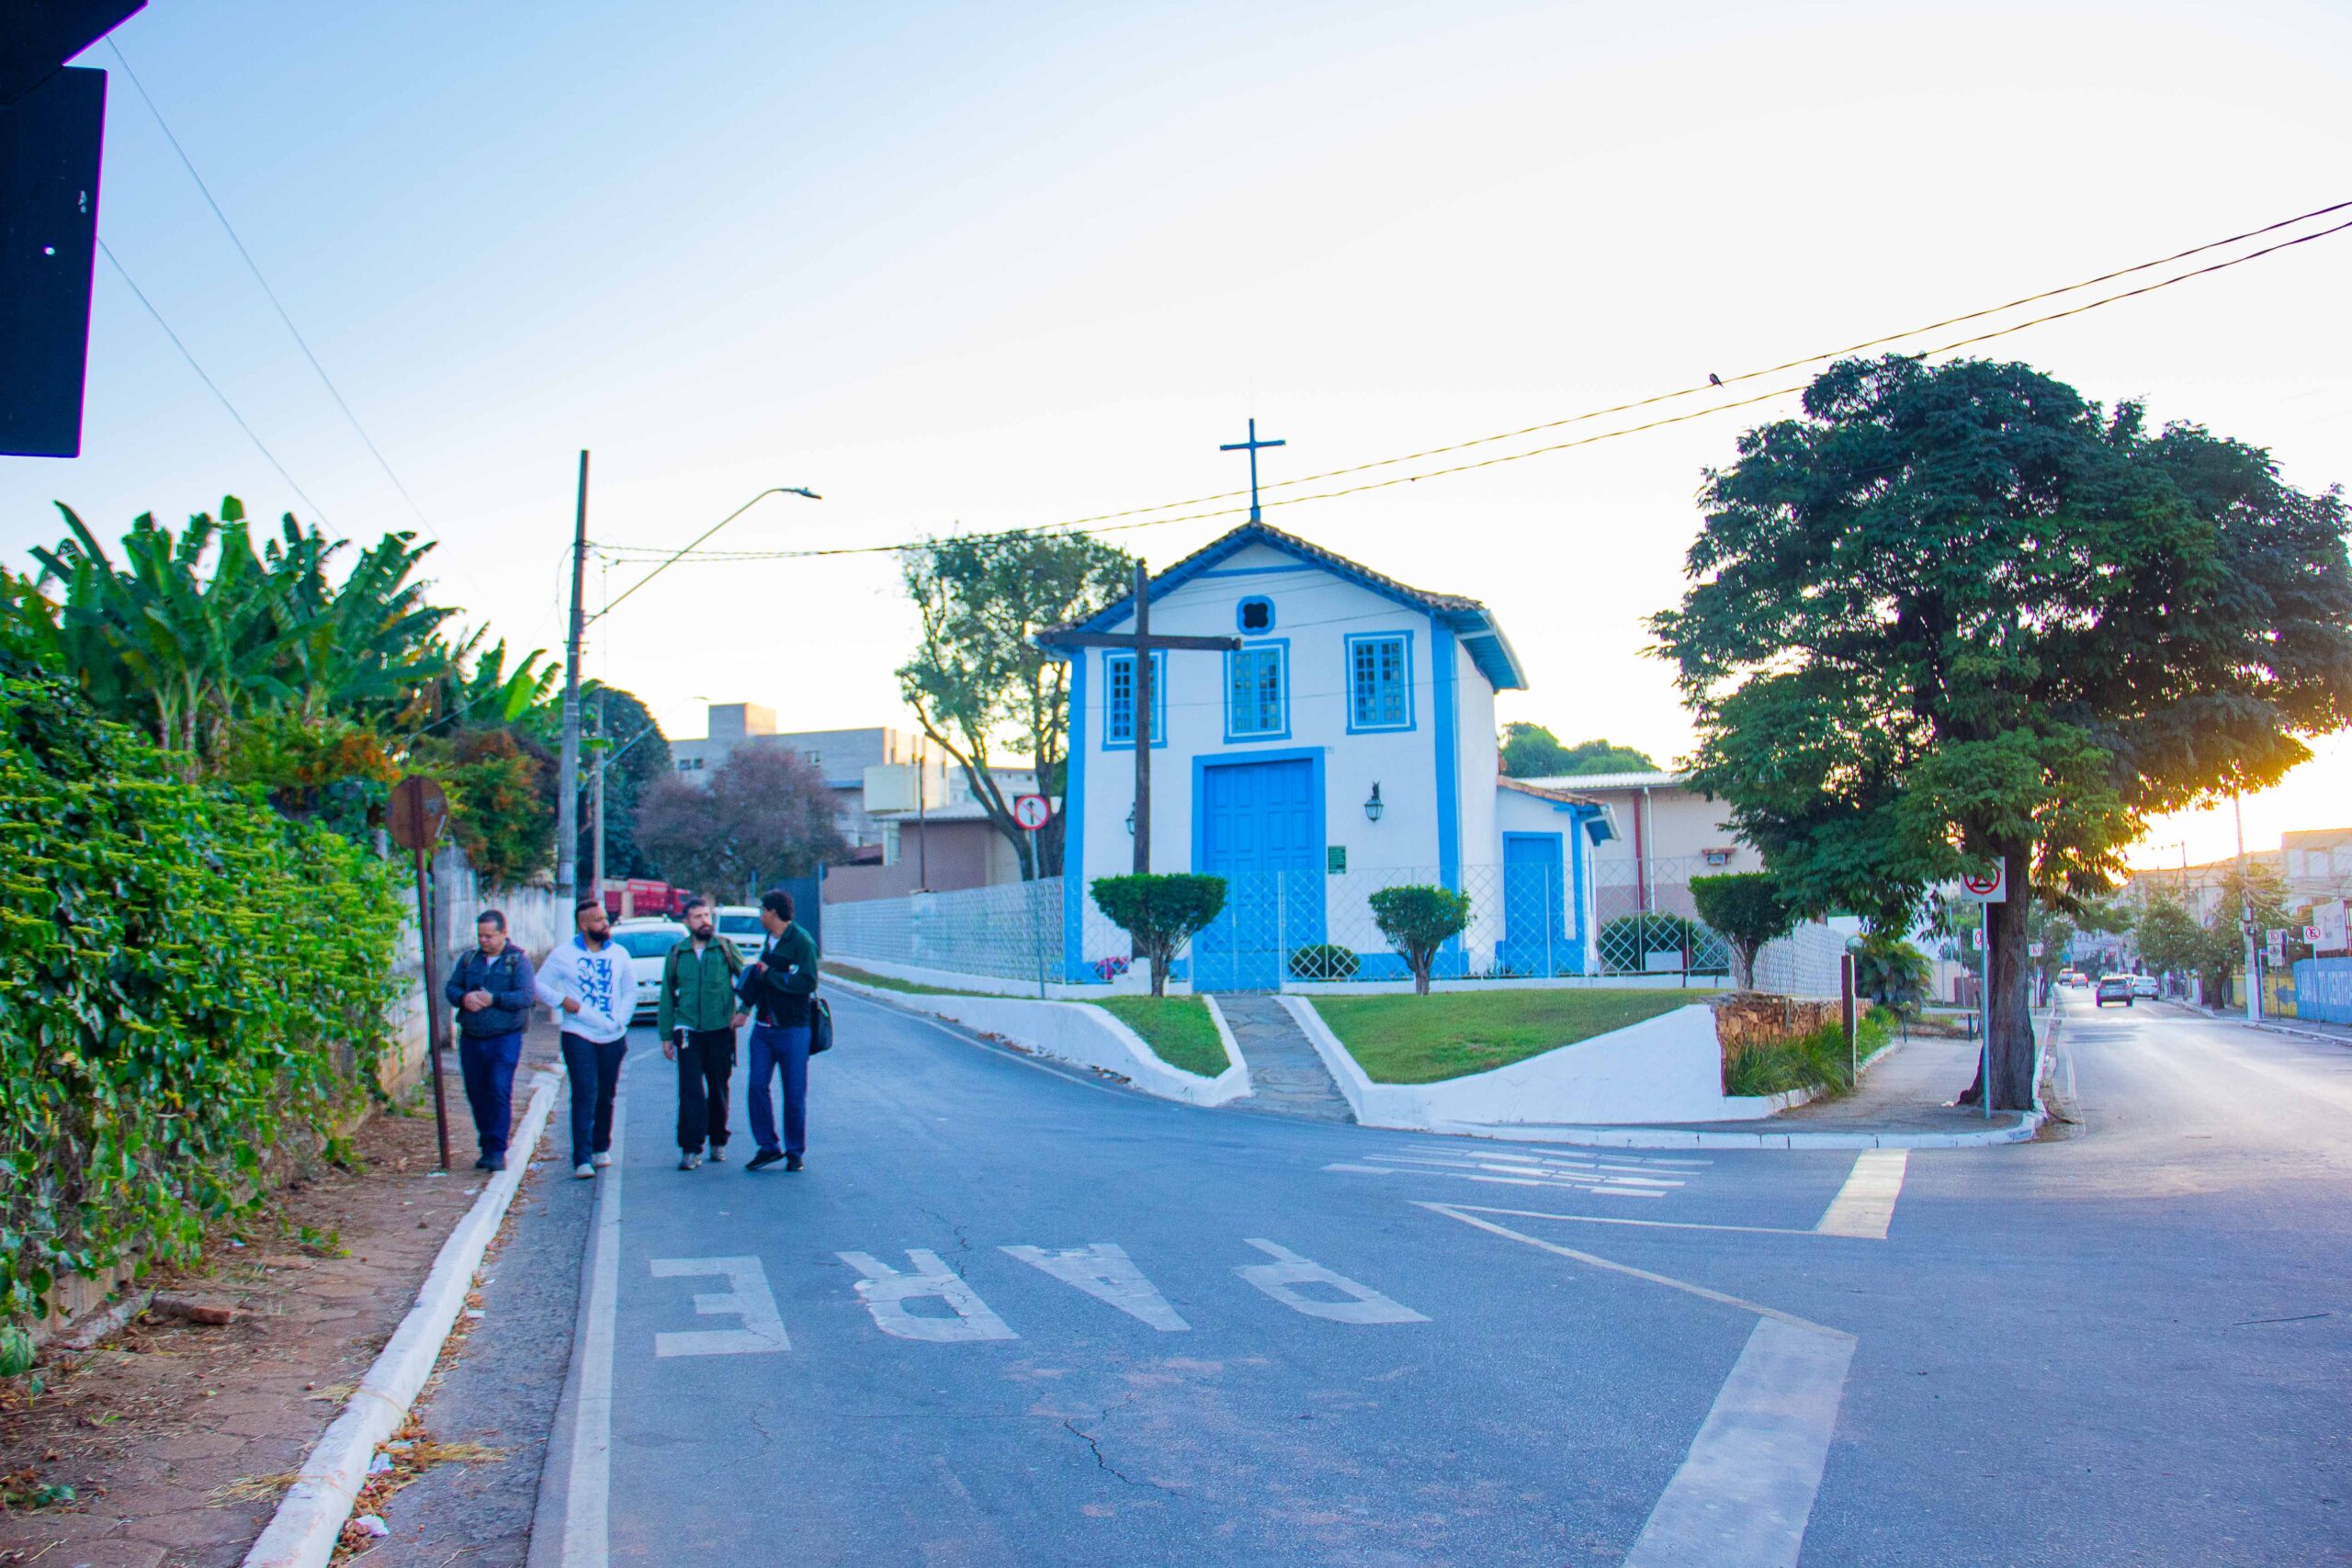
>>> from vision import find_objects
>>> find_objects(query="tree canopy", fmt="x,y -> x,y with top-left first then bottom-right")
1651,355 -> 2352,1109
897,530 -> 1133,876
635,744 -> 846,901
1498,724 -> 1657,779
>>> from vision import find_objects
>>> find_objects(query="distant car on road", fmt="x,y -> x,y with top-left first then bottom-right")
714,905 -> 766,961
2096,974 -> 2134,1008
2132,975 -> 2160,999
609,919 -> 687,1021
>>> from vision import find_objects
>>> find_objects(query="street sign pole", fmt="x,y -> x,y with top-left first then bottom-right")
1980,901 -> 1991,1121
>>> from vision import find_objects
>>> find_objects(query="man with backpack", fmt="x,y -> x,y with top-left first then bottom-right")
659,897 -> 749,1170
445,908 -> 537,1172
739,887 -> 820,1173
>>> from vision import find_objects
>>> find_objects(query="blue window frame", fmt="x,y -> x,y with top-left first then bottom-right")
1224,639 -> 1289,741
1236,594 -> 1276,634
1102,651 -> 1165,750
1345,630 -> 1415,732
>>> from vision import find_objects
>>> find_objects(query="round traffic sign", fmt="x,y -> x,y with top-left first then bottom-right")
387,774 -> 448,851
1962,869 -> 2001,896
1012,793 -> 1051,831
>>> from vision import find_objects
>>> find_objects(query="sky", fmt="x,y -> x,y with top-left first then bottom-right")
7,0 -> 2350,869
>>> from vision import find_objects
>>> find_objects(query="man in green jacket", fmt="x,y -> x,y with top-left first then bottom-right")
658,897 -> 748,1170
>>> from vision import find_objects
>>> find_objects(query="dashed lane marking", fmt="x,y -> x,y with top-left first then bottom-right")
1325,1145 -> 1702,1200
1815,1150 -> 1908,1239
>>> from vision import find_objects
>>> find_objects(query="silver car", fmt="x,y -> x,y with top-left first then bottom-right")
608,919 -> 687,1021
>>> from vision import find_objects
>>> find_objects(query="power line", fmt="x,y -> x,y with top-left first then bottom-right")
106,39 -> 435,536
96,239 -> 333,523
589,199 -> 2352,569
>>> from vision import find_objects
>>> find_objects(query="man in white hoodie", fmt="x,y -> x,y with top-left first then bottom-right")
536,897 -> 633,1179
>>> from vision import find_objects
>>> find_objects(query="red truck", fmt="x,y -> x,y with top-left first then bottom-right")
601,879 -> 690,919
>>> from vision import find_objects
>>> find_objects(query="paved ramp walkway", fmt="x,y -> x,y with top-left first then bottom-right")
1215,993 -> 1357,1122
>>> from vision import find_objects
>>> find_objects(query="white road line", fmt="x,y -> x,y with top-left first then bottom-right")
560,1074 -> 626,1568
649,1256 -> 791,1356
1815,1150 -> 1908,1239
1237,1239 -> 1430,1325
1621,1318 -> 1856,1568
1418,1201 -> 1856,1567
839,1249 -> 1019,1342
1434,1203 -> 1825,1238
1001,1243 -> 1191,1332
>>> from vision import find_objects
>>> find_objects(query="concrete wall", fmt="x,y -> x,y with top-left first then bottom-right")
1279,998 -> 1774,1128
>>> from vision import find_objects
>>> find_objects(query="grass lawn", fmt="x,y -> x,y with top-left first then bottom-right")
820,962 -> 989,998
1091,996 -> 1229,1077
1312,989 -> 1695,1084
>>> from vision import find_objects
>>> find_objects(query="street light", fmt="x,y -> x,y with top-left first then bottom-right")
591,485 -> 822,624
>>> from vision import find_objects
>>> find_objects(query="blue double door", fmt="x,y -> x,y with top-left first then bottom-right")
1499,832 -> 1570,976
1193,756 -> 1323,991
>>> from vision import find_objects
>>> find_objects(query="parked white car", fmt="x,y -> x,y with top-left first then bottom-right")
713,905 -> 767,962
2132,975 -> 2160,998
608,919 -> 687,1021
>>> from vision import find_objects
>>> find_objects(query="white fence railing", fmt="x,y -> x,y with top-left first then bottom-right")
823,862 -> 1850,996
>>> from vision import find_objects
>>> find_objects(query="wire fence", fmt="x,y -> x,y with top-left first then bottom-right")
824,858 -> 1849,997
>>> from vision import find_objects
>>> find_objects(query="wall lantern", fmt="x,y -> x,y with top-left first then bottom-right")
1125,806 -> 1136,836
1364,784 -> 1385,823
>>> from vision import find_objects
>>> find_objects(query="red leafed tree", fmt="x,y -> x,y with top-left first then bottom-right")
636,744 -> 847,901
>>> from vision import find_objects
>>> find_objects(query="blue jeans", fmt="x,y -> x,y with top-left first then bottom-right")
560,1032 -> 628,1168
458,1030 -> 523,1159
745,1024 -> 809,1157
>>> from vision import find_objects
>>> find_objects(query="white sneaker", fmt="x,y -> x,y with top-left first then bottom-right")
593,1152 -> 612,1169
573,1163 -> 594,1179
707,1147 -> 726,1164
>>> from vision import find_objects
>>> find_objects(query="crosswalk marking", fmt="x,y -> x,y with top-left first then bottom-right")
1236,1239 -> 1429,1325
1001,1243 -> 1192,1332
1815,1150 -> 1908,1239
838,1249 -> 1019,1343
649,1256 -> 791,1357
1325,1145 -> 1703,1200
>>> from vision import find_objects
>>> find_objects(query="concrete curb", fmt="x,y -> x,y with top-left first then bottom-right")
243,1067 -> 561,1568
1413,1111 -> 2046,1150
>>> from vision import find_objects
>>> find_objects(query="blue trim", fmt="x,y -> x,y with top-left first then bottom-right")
1342,628 -> 1417,734
1100,649 -> 1167,751
1236,594 -> 1276,634
1566,804 -> 1597,974
1431,622 -> 1460,892
1222,637 -> 1291,743
1197,565 -> 1313,579
1062,653 -> 1089,982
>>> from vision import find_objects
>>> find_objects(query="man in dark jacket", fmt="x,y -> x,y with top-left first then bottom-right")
740,887 -> 819,1173
658,897 -> 748,1170
445,909 -> 537,1171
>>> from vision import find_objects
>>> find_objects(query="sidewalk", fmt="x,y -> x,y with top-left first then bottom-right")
0,1016 -> 565,1568
1430,1017 -> 2050,1150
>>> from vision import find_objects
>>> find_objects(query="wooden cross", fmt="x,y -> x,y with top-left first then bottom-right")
1220,418 -> 1285,523
1051,562 -> 1239,873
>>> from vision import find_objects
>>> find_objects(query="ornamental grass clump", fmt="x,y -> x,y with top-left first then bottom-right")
0,671 -> 405,1324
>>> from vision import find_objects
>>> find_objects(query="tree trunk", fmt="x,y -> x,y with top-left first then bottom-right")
1148,946 -> 1167,998
1734,942 -> 1758,991
1413,953 -> 1432,996
1961,843 -> 2040,1111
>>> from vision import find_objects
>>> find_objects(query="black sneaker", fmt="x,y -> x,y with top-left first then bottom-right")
473,1156 -> 492,1171
745,1150 -> 784,1172
785,1154 -> 804,1172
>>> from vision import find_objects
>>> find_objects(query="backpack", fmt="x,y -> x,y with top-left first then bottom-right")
808,995 -> 833,1055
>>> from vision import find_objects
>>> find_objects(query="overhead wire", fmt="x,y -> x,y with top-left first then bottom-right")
96,239 -> 333,523
106,39 -> 436,536
586,198 -> 2352,570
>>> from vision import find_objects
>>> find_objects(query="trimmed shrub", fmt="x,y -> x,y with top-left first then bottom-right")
1690,873 -> 1799,990
1090,874 -> 1227,998
1368,885 -> 1474,996
0,672 -> 405,1322
1287,943 -> 1360,982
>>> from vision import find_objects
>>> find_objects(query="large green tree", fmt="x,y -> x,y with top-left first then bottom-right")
1651,355 -> 2352,1110
1498,723 -> 1657,779
897,530 -> 1132,876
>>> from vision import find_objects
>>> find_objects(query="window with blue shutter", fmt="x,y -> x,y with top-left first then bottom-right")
1346,632 -> 1414,732
1225,642 -> 1288,739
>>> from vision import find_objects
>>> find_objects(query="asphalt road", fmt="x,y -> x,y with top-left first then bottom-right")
503,988 -> 2351,1567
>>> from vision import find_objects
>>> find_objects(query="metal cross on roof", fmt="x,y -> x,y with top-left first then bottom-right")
1219,417 -> 1286,523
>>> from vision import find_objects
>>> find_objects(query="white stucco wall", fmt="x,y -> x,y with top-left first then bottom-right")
1069,541 -> 1504,971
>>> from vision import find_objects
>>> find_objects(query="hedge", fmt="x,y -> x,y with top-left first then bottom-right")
0,673 -> 406,1322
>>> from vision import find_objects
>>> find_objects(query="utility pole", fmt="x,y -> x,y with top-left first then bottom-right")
914,736 -> 930,891
557,449 -> 590,905
590,689 -> 608,902
2234,792 -> 2259,1022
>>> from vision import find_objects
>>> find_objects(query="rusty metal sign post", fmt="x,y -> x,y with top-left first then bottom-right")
388,774 -> 454,1170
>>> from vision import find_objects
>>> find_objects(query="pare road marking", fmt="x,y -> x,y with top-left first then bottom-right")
649,1256 -> 791,1357
838,1249 -> 1019,1343
1235,1239 -> 1429,1325
1001,1242 -> 1191,1332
